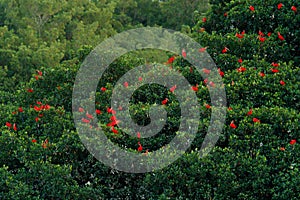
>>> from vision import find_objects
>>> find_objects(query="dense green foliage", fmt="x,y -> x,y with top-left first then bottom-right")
113,0 -> 209,31
0,0 -> 209,92
0,0 -> 299,199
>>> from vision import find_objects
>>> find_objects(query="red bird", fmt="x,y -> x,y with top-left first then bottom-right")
236,33 -> 244,39
203,68 -> 211,74
182,49 -> 187,58
290,139 -> 296,145
162,98 -> 168,105
86,112 -> 93,119
259,72 -> 265,77
138,142 -> 143,152
111,127 -> 118,134
253,118 -> 260,123
6,122 -> 12,128
81,118 -> 90,124
247,109 -> 253,116
18,107 -> 23,112
230,121 -> 237,129
167,56 -> 175,64
271,62 -> 279,67
218,68 -> 224,77
237,66 -> 246,72
205,104 -> 211,109
13,123 -> 17,131
222,47 -> 229,53
170,85 -> 176,93
191,84 -> 199,92
199,47 -> 207,52
95,109 -> 101,115
277,32 -> 285,41
259,37 -> 266,42
271,68 -> 279,73
100,87 -> 106,92
37,70 -> 43,76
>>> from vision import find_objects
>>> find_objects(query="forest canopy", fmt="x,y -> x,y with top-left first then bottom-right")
0,0 -> 299,199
